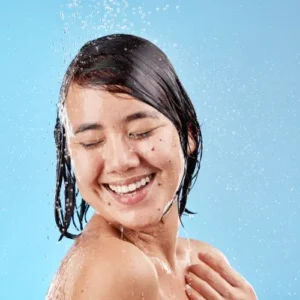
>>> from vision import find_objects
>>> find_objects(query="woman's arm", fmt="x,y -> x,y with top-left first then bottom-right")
46,240 -> 159,300
72,257 -> 159,299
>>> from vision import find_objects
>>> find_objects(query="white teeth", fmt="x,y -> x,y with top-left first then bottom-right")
121,186 -> 128,193
108,174 -> 153,194
136,181 -> 141,189
128,184 -> 135,192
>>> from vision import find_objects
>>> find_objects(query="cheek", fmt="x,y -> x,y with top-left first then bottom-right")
152,134 -> 185,195
144,132 -> 184,172
70,148 -> 104,184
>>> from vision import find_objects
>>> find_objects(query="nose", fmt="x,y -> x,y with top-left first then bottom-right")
103,135 -> 140,174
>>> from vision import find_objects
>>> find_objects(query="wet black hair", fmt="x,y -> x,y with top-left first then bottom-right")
54,33 -> 203,241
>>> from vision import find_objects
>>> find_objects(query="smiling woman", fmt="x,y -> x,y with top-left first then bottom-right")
47,34 -> 257,300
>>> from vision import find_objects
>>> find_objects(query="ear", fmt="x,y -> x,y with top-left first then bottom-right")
187,124 -> 196,156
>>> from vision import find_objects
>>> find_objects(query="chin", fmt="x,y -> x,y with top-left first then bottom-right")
116,211 -> 163,231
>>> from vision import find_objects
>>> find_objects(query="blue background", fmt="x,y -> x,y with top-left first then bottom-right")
0,1 -> 299,299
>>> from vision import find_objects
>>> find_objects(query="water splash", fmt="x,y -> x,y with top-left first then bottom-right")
119,225 -> 124,240
181,225 -> 191,267
148,256 -> 172,274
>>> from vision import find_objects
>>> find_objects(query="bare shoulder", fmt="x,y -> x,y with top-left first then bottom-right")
46,237 -> 159,300
179,237 -> 230,265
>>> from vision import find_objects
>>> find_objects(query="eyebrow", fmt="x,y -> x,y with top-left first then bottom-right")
74,110 -> 160,135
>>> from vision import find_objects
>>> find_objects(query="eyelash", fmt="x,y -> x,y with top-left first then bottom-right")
129,130 -> 153,140
80,141 -> 104,149
80,130 -> 154,149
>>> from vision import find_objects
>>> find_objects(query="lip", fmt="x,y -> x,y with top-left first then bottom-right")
103,173 -> 156,206
103,173 -> 154,186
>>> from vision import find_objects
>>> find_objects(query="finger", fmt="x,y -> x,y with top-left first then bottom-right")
186,271 -> 222,300
188,260 -> 236,298
185,284 -> 206,300
198,251 -> 247,288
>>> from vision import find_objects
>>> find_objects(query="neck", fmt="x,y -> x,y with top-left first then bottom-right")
121,201 -> 181,275
86,198 -> 184,276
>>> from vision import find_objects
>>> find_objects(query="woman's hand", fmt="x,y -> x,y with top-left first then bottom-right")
185,251 -> 257,300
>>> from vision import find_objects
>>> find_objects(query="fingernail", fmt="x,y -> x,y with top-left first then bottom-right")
185,274 -> 192,283
185,284 -> 192,295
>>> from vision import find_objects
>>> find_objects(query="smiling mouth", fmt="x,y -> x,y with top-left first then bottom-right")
103,173 -> 156,196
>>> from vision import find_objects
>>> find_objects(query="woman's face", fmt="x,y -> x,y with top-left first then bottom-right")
64,84 -> 186,230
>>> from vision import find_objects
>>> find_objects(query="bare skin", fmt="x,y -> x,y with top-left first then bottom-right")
47,211 -> 256,299
47,86 -> 257,299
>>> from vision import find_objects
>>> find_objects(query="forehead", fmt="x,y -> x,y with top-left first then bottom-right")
64,85 -> 159,125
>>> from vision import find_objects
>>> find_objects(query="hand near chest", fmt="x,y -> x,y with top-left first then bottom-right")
185,249 -> 257,300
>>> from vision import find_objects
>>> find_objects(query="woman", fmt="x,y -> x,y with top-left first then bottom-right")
47,34 -> 257,300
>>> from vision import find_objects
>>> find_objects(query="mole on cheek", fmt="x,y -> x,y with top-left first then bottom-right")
158,182 -> 162,186
151,147 -> 155,151
169,160 -> 171,163
157,208 -> 161,211
159,139 -> 163,142
107,202 -> 111,206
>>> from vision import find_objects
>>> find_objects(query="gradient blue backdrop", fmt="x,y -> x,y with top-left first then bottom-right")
0,1 -> 299,299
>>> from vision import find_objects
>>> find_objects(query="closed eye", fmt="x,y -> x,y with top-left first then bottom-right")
80,141 -> 104,149
80,129 -> 155,149
129,130 -> 154,140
